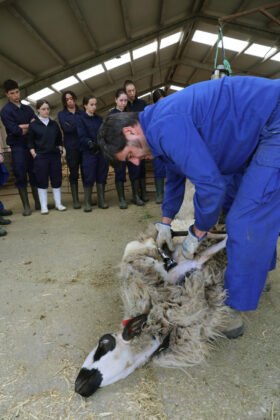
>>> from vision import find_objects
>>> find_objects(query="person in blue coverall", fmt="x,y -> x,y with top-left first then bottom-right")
109,88 -> 145,208
0,79 -> 40,216
98,75 -> 280,339
77,95 -> 109,212
58,91 -> 83,209
124,80 -> 148,203
0,145 -> 12,236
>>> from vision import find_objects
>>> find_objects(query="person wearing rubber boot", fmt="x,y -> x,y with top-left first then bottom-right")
99,76 -> 280,340
109,89 -> 145,209
152,89 -> 166,204
0,79 -> 40,215
0,148 -> 11,236
58,91 -> 83,209
124,80 -> 148,203
77,95 -> 108,212
27,100 -> 66,214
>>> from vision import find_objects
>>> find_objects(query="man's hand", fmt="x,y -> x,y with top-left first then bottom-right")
88,141 -> 100,154
155,222 -> 175,251
0,153 -> 4,164
30,149 -> 36,159
181,225 -> 207,259
19,124 -> 29,135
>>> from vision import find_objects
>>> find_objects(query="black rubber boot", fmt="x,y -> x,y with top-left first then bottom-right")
0,227 -> 7,237
0,216 -> 11,225
83,187 -> 92,212
18,188 -> 32,216
116,182 -> 128,209
97,184 -> 109,209
131,180 -> 144,206
139,178 -> 149,202
70,183 -> 81,209
31,186 -> 41,210
0,208 -> 12,216
155,178 -> 164,204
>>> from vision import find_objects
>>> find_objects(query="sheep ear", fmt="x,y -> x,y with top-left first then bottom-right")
122,314 -> 147,341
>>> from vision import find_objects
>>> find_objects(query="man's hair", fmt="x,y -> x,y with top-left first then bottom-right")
3,79 -> 19,93
98,112 -> 139,167
61,90 -> 78,109
153,88 -> 166,104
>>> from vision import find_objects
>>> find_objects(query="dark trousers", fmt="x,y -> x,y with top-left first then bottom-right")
152,157 -> 166,178
33,153 -> 62,189
114,161 -> 142,183
11,146 -> 37,188
66,148 -> 83,184
139,159 -> 146,178
82,151 -> 109,187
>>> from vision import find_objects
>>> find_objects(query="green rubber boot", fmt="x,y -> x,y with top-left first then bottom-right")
70,183 -> 81,209
139,178 -> 149,202
0,215 -> 11,225
84,186 -> 92,212
18,188 -> 32,216
31,186 -> 41,210
155,178 -> 164,204
131,179 -> 144,206
0,208 -> 12,216
0,228 -> 7,237
97,184 -> 109,209
115,182 -> 128,209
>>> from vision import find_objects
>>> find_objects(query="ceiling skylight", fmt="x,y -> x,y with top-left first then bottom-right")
28,88 -> 54,102
52,76 -> 79,91
220,36 -> 248,53
138,92 -> 151,99
270,52 -> 280,62
77,64 -> 104,81
160,31 -> 182,49
192,30 -> 218,46
104,53 -> 130,70
169,85 -> 184,91
21,99 -> 30,105
244,43 -> 277,58
133,41 -> 158,60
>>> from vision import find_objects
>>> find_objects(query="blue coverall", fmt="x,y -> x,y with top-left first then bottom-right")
138,76 -> 280,311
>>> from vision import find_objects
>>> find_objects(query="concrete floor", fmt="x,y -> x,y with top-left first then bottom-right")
0,184 -> 279,420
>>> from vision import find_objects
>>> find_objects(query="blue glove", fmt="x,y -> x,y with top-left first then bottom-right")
181,225 -> 207,259
155,222 -> 175,251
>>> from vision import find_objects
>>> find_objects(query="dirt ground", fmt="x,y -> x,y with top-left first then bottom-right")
0,179 -> 280,420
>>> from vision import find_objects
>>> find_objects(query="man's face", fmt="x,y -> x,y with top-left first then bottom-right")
6,88 -> 20,105
125,84 -> 136,102
115,123 -> 153,166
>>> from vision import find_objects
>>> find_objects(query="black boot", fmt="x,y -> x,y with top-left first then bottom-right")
0,228 -> 7,237
83,187 -> 92,212
97,184 -> 109,209
18,188 -> 32,216
31,186 -> 41,210
155,178 -> 164,204
0,216 -> 11,225
0,208 -> 12,216
139,178 -> 149,202
70,183 -> 81,209
131,180 -> 144,206
115,182 -> 128,209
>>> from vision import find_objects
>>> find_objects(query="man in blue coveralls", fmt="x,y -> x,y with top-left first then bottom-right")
99,76 -> 280,339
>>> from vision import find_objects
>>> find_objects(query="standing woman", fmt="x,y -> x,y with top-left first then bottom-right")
108,88 -> 144,209
152,88 -> 166,204
27,100 -> 66,214
124,80 -> 148,203
58,91 -> 83,209
77,95 -> 109,212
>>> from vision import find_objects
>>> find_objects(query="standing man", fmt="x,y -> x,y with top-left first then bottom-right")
124,80 -> 148,203
99,76 -> 280,339
0,145 -> 12,236
58,91 -> 83,209
0,79 -> 40,216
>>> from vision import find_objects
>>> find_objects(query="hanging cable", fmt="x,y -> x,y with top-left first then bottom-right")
212,27 -> 232,79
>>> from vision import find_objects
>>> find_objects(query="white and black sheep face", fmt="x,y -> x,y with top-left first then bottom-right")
75,315 -> 163,398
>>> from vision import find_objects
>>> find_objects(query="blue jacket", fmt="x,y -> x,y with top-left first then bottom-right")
27,117 -> 62,154
138,76 -> 280,231
77,112 -> 103,152
127,98 -> 147,112
57,108 -> 83,151
0,101 -> 35,147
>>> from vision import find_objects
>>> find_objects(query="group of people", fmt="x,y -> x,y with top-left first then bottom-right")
0,79 -> 166,220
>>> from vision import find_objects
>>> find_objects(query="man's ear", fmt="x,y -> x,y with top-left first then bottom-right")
122,126 -> 135,136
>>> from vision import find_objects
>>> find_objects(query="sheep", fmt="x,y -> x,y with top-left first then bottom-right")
75,220 -> 229,398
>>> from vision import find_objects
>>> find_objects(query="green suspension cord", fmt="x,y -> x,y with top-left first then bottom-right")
214,27 -> 232,76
